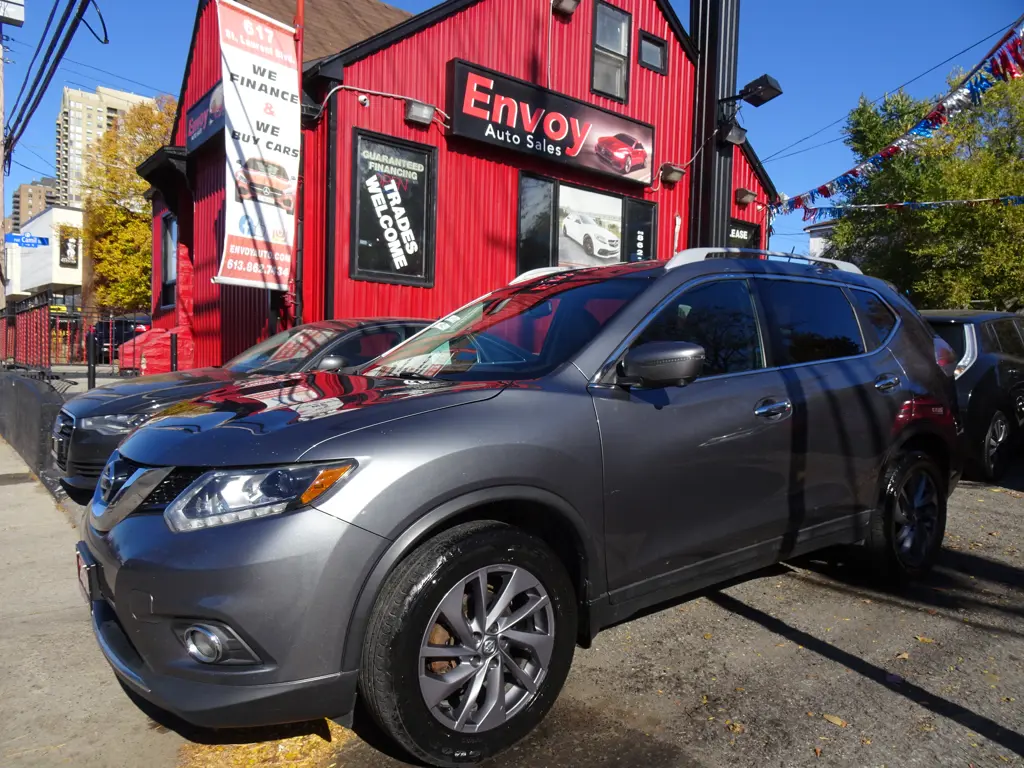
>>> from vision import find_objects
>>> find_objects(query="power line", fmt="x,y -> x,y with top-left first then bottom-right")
7,37 -> 173,95
7,0 -> 62,123
760,17 -> 1019,163
763,136 -> 846,164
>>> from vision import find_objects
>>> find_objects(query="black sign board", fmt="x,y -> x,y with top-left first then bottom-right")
186,82 -> 225,153
449,60 -> 655,186
351,131 -> 436,287
623,199 -> 657,262
59,233 -> 80,268
727,220 -> 759,248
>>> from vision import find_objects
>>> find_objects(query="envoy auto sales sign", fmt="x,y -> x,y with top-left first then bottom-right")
214,0 -> 300,291
449,60 -> 655,186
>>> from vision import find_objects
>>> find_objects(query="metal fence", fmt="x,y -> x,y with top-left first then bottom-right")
0,293 -> 151,383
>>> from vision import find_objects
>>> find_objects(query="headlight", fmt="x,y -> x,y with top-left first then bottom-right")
595,235 -> 608,244
164,461 -> 356,533
80,413 -> 150,435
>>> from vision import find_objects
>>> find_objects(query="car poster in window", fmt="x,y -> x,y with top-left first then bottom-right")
353,134 -> 434,285
557,185 -> 623,268
450,60 -> 655,186
214,0 -> 300,291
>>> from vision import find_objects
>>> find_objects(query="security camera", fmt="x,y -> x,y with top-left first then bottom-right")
357,94 -> 370,107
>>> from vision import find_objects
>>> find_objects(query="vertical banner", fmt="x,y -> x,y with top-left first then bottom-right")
215,0 -> 300,291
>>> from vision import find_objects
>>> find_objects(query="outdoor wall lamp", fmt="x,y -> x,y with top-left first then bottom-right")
735,187 -> 758,206
721,121 -> 747,146
552,0 -> 581,15
405,99 -> 436,126
660,163 -> 686,184
720,74 -> 783,109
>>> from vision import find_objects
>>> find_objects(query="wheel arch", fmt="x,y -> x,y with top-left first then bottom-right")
341,485 -> 604,672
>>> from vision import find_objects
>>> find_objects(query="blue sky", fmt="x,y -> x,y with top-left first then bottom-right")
3,0 -> 1019,251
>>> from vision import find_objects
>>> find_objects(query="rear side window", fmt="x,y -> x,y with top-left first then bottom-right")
928,322 -> 965,360
992,319 -> 1024,356
757,279 -> 865,365
849,289 -> 897,351
635,279 -> 764,377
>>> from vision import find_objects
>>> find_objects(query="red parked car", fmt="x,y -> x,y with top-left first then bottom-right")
595,132 -> 648,174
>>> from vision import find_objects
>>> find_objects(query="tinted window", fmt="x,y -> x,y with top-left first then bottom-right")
992,319 -> 1024,356
517,176 -> 555,275
362,273 -> 647,381
928,322 -> 965,361
980,322 -> 1000,354
635,280 -> 763,377
849,289 -> 897,350
329,328 -> 404,367
758,280 -> 865,365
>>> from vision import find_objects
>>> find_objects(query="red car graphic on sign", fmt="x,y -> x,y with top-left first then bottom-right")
595,132 -> 648,175
234,158 -> 296,215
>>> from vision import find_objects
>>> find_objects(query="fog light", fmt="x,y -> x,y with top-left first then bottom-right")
184,625 -> 224,664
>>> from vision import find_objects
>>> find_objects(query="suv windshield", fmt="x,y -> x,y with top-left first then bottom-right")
224,326 -> 341,375
361,272 -> 648,381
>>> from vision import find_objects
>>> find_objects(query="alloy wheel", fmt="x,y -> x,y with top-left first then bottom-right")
986,411 -> 1009,473
418,565 -> 554,733
624,157 -> 632,173
892,469 -> 940,568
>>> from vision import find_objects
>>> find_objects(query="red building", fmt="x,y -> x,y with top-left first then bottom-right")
138,0 -> 776,371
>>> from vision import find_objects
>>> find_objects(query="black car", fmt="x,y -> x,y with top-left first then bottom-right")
77,251 -> 960,767
91,314 -> 152,364
923,310 -> 1024,480
54,318 -> 428,502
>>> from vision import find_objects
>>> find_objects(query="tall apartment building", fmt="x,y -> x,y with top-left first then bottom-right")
10,177 -> 57,232
55,86 -> 154,207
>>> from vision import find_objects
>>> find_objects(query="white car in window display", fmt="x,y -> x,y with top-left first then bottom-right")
562,213 -> 621,258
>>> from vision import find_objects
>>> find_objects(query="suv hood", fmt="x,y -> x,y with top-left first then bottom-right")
117,371 -> 506,467
62,368 -> 245,419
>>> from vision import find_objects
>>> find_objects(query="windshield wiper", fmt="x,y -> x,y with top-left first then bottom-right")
386,370 -> 438,381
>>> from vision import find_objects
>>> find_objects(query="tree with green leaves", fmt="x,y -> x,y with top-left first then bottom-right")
826,74 -> 1024,310
84,96 -> 177,311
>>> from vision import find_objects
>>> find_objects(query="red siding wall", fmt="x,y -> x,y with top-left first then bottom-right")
173,0 -> 222,147
731,145 -> 770,249
299,116 -> 330,323
328,0 -> 697,319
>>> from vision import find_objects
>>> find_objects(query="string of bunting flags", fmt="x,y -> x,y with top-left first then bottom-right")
801,194 -> 1024,223
773,17 -> 1024,217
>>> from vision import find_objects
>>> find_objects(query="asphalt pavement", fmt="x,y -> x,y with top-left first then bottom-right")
2,436 -> 1022,768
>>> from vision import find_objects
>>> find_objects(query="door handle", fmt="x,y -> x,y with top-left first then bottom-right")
754,398 -> 792,419
874,374 -> 901,392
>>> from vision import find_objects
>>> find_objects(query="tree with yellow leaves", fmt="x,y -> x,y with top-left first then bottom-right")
84,96 -> 177,310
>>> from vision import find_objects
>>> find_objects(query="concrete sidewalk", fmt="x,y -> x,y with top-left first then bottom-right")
0,438 -> 181,768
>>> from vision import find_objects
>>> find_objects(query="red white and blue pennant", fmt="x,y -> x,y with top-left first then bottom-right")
801,194 -> 1024,223
774,19 -> 1024,216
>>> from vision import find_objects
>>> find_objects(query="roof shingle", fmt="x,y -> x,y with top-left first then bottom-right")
235,0 -> 411,61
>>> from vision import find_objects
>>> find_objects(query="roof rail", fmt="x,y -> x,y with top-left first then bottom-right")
665,247 -> 862,274
508,266 -> 574,286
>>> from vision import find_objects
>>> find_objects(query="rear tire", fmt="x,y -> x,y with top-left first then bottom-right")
359,521 -> 577,767
864,451 -> 946,583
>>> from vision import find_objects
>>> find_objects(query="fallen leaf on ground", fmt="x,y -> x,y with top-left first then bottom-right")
915,636 -> 935,644
703,633 -> 713,640
896,652 -> 909,660
862,738 -> 872,745
1002,696 -> 1015,703
823,714 -> 847,728
806,711 -> 815,717
989,531 -> 1000,536
727,722 -> 744,733
990,488 -> 1004,493
814,747 -> 822,758
734,687 -> 745,692
921,724 -> 935,732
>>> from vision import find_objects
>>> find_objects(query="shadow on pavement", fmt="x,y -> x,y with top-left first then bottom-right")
707,591 -> 1024,757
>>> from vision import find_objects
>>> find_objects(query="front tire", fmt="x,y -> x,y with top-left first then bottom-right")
864,451 -> 946,583
360,521 -> 577,767
583,235 -> 593,256
623,156 -> 632,174
979,408 -> 1012,482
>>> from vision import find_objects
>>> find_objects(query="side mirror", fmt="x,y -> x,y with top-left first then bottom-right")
318,355 -> 348,371
620,341 -> 705,387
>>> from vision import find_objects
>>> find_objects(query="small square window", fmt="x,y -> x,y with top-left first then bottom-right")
593,50 -> 628,100
639,32 -> 668,74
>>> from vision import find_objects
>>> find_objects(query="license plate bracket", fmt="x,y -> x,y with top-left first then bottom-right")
75,544 -> 100,605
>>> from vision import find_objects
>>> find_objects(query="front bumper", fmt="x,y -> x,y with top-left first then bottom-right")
80,506 -> 388,728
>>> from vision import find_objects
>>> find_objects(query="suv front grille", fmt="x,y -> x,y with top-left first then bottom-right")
140,469 -> 204,510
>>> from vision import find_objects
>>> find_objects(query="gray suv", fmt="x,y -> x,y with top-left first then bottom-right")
77,250 -> 961,766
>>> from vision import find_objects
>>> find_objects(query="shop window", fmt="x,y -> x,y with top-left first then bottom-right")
161,214 -> 178,307
592,2 -> 631,102
638,32 -> 668,75
351,131 -> 436,287
517,174 -> 657,274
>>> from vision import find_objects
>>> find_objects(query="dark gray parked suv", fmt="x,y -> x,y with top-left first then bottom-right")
77,250 -> 961,766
